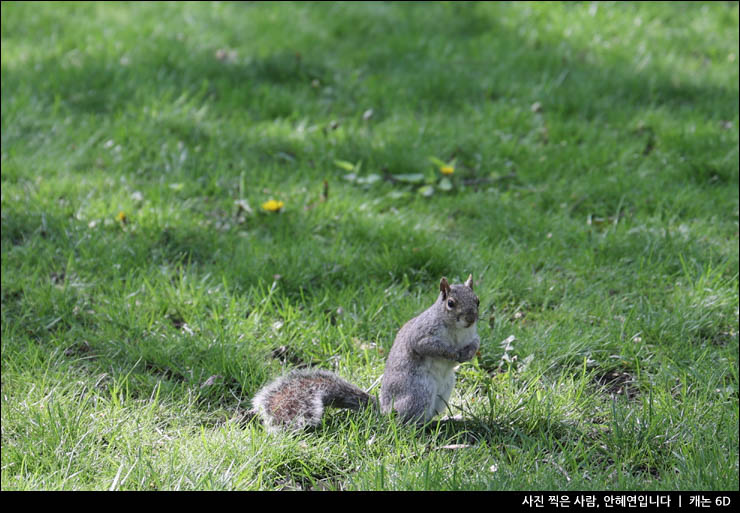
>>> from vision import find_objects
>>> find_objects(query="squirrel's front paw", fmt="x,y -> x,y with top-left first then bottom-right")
456,341 -> 480,363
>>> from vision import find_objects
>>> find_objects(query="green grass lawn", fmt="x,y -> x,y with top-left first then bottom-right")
1,1 -> 738,490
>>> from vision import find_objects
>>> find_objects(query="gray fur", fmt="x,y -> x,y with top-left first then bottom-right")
252,275 -> 480,430
252,368 -> 374,432
380,275 -> 480,424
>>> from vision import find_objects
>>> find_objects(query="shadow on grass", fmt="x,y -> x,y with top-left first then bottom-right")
425,415 -> 556,447
2,3 -> 736,129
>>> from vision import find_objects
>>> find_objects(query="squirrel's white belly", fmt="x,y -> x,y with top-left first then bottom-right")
422,324 -> 478,420
424,358 -> 458,420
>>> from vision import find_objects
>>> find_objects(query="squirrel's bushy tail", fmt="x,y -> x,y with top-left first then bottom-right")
252,369 -> 375,431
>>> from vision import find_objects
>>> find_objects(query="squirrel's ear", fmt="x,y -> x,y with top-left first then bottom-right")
440,277 -> 451,299
465,274 -> 474,290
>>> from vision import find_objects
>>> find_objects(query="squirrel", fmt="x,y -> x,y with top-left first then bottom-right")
251,275 -> 480,431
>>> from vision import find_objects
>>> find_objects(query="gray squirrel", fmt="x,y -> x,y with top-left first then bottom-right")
252,275 -> 480,431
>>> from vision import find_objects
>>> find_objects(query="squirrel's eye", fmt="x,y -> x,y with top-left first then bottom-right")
447,299 -> 456,308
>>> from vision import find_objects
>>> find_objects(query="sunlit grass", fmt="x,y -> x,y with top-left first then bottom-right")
1,1 -> 737,490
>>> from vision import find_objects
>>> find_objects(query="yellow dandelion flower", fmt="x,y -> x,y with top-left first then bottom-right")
261,199 -> 284,212
440,165 -> 455,175
116,211 -> 127,224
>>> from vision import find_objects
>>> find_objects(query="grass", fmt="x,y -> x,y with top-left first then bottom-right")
1,1 -> 738,491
